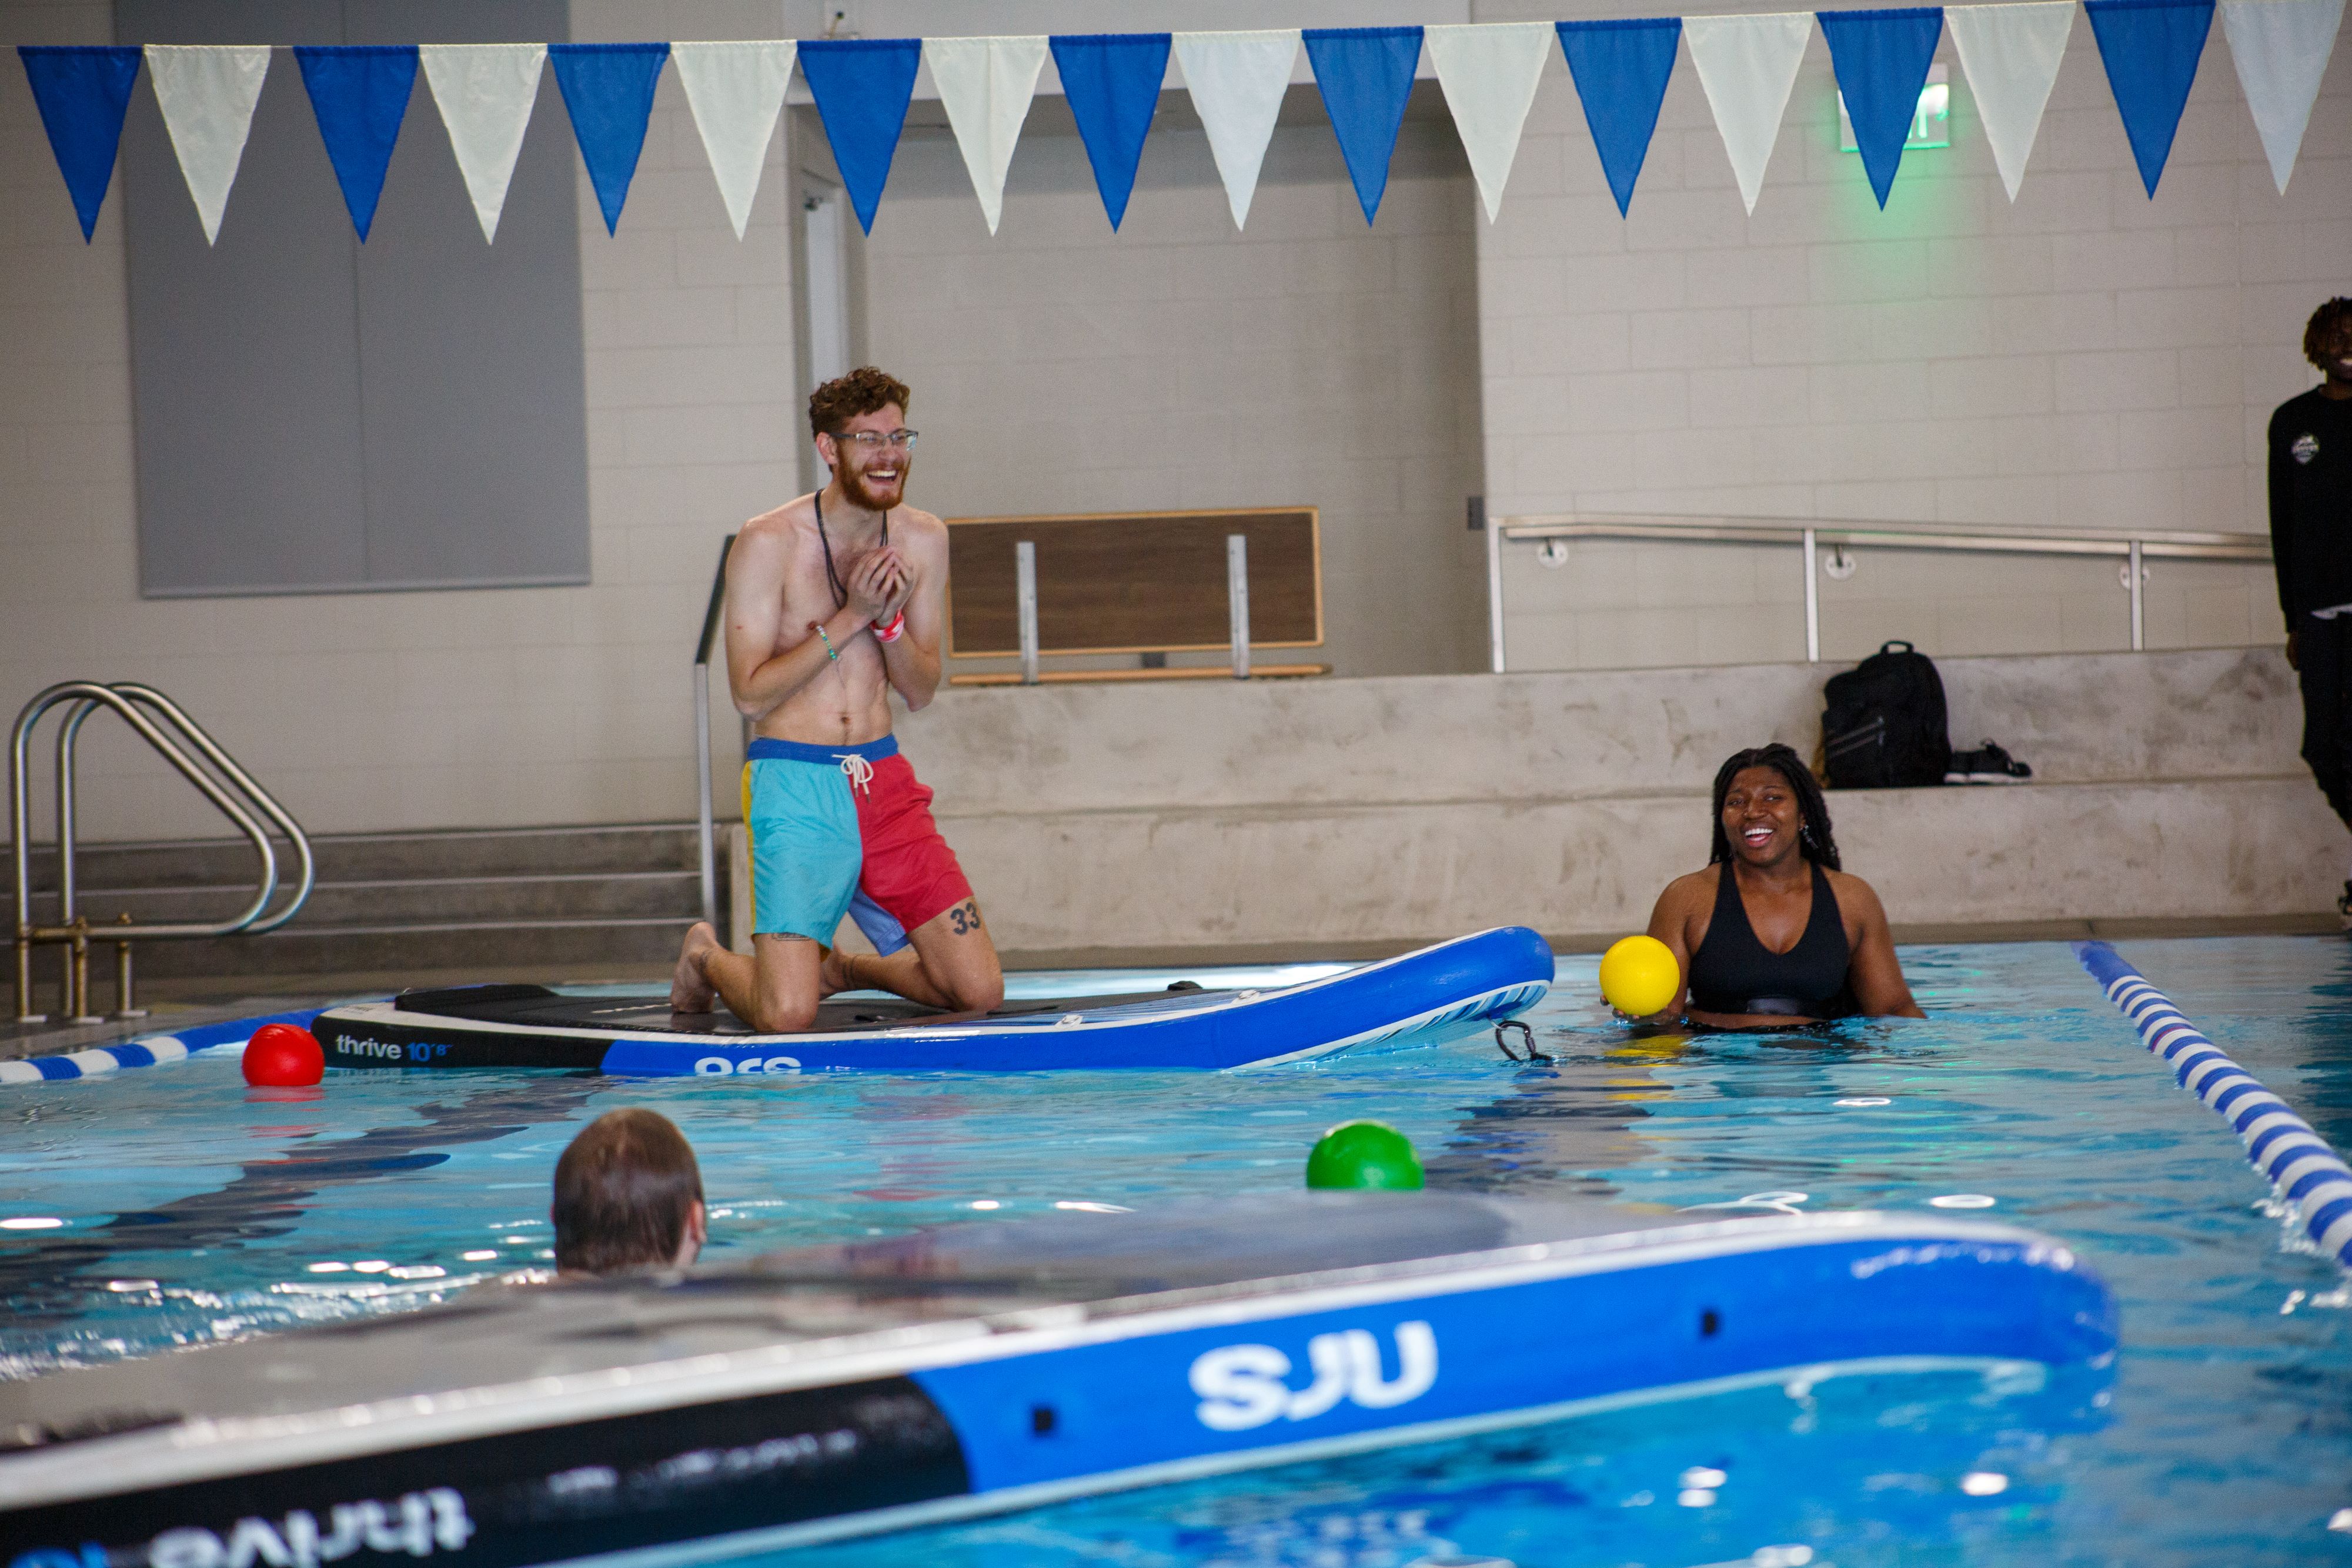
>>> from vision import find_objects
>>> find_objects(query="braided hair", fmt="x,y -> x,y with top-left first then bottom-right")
1708,744 -> 1840,871
2306,297 -> 2352,372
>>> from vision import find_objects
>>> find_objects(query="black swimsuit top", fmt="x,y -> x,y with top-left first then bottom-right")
1686,860 -> 1856,1019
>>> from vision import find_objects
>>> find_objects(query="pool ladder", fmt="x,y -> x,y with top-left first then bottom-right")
9,683 -> 313,1025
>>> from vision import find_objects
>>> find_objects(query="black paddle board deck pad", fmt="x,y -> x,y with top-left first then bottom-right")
310,927 -> 1556,1074
0,1193 -> 2116,1566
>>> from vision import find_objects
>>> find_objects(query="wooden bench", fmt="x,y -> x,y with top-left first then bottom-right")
944,508 -> 1329,686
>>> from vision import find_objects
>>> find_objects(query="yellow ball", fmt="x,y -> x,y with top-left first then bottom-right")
1599,935 -> 1681,1017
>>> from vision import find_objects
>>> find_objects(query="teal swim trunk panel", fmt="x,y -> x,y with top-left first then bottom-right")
743,754 -> 862,944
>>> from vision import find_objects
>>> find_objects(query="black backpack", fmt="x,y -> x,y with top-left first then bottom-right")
1821,640 -> 1950,788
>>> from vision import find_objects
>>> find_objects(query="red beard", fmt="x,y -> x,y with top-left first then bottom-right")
838,458 -> 907,513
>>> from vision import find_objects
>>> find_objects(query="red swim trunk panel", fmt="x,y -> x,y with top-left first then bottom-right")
854,752 -> 974,935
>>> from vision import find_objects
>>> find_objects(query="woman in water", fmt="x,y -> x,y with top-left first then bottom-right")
1639,744 -> 1923,1028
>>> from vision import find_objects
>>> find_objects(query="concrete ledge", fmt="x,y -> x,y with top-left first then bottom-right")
900,647 -> 2304,812
946,775 -> 2341,953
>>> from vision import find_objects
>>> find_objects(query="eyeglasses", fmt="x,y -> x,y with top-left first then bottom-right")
831,429 -> 918,450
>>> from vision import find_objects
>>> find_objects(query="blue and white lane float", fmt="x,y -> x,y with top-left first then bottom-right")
0,1009 -> 323,1085
2074,940 -> 2352,1267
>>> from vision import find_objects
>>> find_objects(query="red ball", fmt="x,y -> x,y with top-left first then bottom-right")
242,1022 -> 325,1086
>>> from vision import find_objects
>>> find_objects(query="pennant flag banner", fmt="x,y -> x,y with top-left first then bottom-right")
670,41 -> 796,239
1174,29 -> 1298,229
1946,1 -> 2074,200
1683,12 -> 1812,213
2220,0 -> 2343,193
547,42 -> 669,235
17,45 -> 142,241
1818,6 -> 1946,208
2084,0 -> 2214,196
145,44 -> 269,245
1051,32 -> 1173,230
1304,26 -> 1424,223
1425,22 -> 1552,223
924,34 -> 1047,235
1555,18 -> 1683,216
799,37 -> 921,233
419,44 -> 546,244
292,45 -> 418,242
19,6 -> 2344,246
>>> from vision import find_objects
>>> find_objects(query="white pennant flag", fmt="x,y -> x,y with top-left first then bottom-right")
1175,29 -> 1300,229
671,41 -> 797,239
1947,3 -> 2075,202
144,44 -> 270,245
419,43 -> 546,244
1426,22 -> 1553,222
924,36 -> 1047,235
1684,11 -> 1812,214
2221,0 -> 2344,194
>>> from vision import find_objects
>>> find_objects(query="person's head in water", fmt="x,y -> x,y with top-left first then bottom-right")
552,1109 -> 706,1275
1708,744 -> 1840,872
2305,297 -> 2352,387
809,366 -> 914,514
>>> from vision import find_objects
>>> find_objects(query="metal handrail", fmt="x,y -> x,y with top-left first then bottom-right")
1484,511 -> 2275,673
105,684 -> 314,933
694,535 -> 736,934
11,681 -> 313,1024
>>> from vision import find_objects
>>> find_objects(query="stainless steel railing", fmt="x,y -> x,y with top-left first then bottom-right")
694,536 -> 736,935
10,682 -> 313,1024
1484,511 -> 2275,673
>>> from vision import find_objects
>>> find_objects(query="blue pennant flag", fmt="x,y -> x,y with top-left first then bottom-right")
1303,26 -> 1422,224
17,46 -> 141,242
2084,0 -> 2214,196
799,38 -> 921,233
1554,19 -> 1682,218
1051,32 -> 1171,230
293,44 -> 419,242
549,42 -> 670,235
1816,8 -> 1946,208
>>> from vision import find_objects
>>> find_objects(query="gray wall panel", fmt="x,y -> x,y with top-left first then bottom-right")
119,0 -> 586,597
349,0 -> 586,589
123,0 -> 368,593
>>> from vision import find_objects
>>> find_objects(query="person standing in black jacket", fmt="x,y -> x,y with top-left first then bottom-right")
2271,297 -> 2352,925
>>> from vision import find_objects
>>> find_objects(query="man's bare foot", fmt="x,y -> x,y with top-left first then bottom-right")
817,945 -> 856,997
670,922 -> 721,1014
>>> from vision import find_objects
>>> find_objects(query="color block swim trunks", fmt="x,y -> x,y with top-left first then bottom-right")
741,736 -> 974,955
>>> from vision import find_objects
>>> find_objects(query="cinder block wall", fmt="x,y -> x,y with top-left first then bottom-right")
0,0 -> 795,843
1469,0 -> 2346,668
858,103 -> 1490,681
0,0 -> 2338,847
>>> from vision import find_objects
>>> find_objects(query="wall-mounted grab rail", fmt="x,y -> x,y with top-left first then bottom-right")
1484,511 -> 2275,673
11,682 -> 313,1024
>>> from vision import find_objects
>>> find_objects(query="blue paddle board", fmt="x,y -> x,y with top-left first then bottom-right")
306,926 -> 1556,1074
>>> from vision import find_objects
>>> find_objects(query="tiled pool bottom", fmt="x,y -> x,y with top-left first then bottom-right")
2,937 -> 2347,1565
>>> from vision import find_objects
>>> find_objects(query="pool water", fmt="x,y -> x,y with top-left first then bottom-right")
2,937 -> 2348,1566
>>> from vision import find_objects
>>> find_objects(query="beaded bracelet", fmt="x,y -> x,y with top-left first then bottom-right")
816,626 -> 838,662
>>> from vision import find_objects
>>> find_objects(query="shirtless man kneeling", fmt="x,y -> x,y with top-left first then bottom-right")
670,366 -> 1003,1031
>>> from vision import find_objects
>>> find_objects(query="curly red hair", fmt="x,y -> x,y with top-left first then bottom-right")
808,366 -> 911,439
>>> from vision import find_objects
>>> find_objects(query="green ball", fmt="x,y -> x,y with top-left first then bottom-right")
1305,1120 -> 1424,1191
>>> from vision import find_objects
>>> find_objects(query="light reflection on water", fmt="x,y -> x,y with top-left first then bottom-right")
0,937 -> 2347,1564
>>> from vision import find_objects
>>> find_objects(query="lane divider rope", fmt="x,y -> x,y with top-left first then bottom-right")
2074,941 -> 2352,1268
0,1008 -> 326,1085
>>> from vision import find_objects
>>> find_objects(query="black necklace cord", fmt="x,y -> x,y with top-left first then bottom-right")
813,487 -> 890,613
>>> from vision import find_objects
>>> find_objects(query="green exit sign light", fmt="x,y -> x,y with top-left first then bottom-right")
1838,63 -> 1950,151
